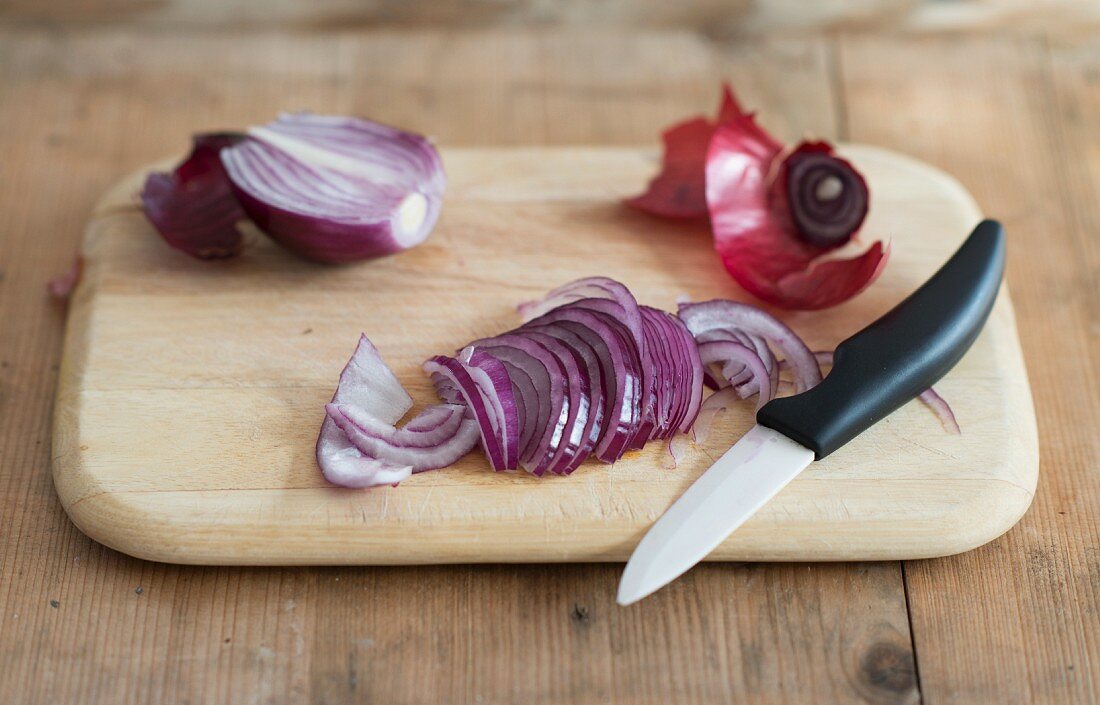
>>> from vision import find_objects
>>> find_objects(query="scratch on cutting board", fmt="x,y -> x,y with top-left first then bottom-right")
417,485 -> 436,516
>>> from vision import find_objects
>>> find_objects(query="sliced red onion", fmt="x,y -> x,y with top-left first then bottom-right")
919,388 -> 961,434
331,403 -> 466,447
521,323 -> 606,474
522,330 -> 595,474
692,387 -> 739,444
422,355 -> 512,471
316,335 -> 415,488
464,349 -> 522,469
697,340 -> 772,409
141,133 -> 247,259
327,403 -> 478,472
219,113 -> 444,263
678,300 -> 821,392
469,334 -> 571,475
320,279 -> 960,490
521,306 -> 643,462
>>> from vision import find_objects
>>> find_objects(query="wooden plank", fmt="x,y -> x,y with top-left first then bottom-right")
0,27 -> 920,704
54,144 -> 1035,565
839,32 -> 1100,704
1,0 -> 1098,37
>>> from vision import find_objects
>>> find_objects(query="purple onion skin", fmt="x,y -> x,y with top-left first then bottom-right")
229,185 -> 443,264
141,133 -> 247,260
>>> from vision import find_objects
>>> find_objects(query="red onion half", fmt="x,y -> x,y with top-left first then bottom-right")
141,114 -> 445,264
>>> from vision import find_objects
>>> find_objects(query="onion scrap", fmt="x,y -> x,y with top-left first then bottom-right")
627,84 -> 890,310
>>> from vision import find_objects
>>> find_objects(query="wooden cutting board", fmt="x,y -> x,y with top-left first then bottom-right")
52,145 -> 1038,565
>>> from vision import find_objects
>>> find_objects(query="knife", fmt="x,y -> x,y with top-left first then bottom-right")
618,219 -> 1006,605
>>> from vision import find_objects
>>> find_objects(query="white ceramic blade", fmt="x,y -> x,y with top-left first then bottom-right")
617,425 -> 815,605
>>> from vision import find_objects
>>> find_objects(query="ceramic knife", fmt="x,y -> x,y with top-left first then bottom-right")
618,219 -> 1006,605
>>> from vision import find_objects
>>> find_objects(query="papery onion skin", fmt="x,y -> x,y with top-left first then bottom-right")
706,113 -> 889,310
221,113 -> 445,264
48,256 -> 84,300
141,133 -> 247,259
625,85 -> 742,219
627,82 -> 888,310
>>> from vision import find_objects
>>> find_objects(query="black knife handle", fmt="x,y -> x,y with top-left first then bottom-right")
756,219 -> 1006,459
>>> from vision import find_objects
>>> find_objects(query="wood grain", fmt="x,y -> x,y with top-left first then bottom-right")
53,145 -> 1035,565
840,32 -> 1100,704
1,0 -> 1098,37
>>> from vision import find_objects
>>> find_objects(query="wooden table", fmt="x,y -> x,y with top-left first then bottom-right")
0,26 -> 1097,705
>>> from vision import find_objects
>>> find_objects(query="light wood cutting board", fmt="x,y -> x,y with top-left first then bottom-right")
52,146 -> 1038,565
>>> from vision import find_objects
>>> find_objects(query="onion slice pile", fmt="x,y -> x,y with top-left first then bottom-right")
142,114 -> 445,264
318,278 -> 958,489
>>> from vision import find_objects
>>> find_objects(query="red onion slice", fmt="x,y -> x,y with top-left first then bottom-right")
423,355 -> 512,471
469,335 -> 571,475
327,403 -> 479,472
919,388 -> 961,434
692,386 -> 739,444
464,349 -> 522,469
697,340 -> 772,409
141,133 -> 247,259
330,403 -> 467,447
220,113 -> 444,264
678,300 -> 821,392
519,330 -> 594,474
521,307 -> 643,462
521,324 -> 606,474
316,335 -> 415,488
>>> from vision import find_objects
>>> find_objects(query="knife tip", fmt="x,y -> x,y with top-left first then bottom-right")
615,568 -> 655,606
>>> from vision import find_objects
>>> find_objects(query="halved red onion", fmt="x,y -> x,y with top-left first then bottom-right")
141,133 -> 247,259
221,113 -> 445,264
316,335 -> 415,488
